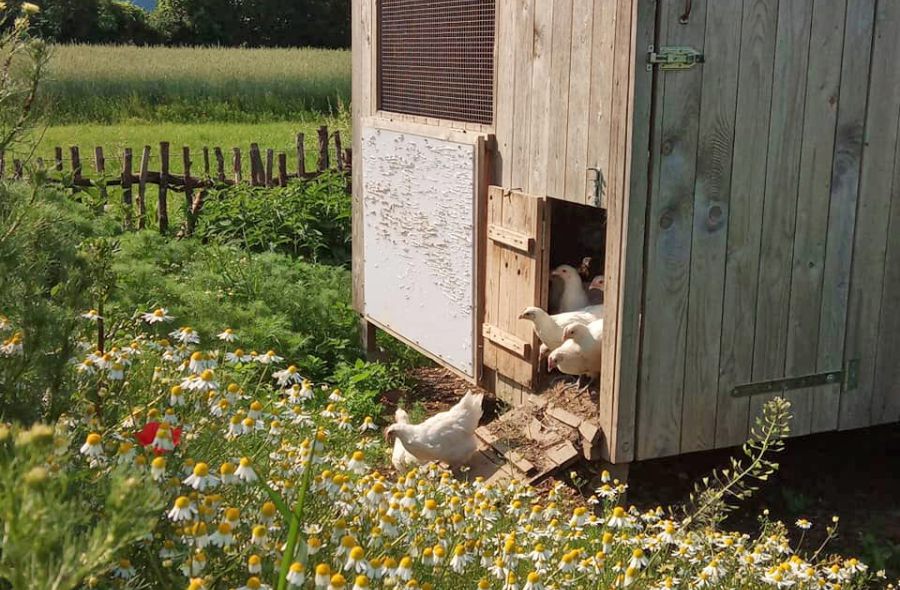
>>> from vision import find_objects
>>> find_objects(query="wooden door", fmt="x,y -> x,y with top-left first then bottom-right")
482,186 -> 548,389
635,0 -> 890,461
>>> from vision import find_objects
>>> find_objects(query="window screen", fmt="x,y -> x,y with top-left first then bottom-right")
378,0 -> 495,125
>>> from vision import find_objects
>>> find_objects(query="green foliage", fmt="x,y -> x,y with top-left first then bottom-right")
684,397 -> 792,527
108,232 -> 360,379
29,0 -> 159,44
332,359 -> 408,420
42,44 -> 350,124
859,531 -> 900,576
197,172 -> 351,266
0,182 -> 118,422
0,423 -> 162,590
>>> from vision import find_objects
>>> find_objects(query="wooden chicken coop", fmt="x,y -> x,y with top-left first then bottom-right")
351,0 -> 900,467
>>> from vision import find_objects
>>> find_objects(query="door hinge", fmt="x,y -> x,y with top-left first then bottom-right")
646,45 -> 705,71
730,359 -> 861,398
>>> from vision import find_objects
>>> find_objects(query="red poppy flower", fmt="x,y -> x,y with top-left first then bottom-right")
135,421 -> 181,454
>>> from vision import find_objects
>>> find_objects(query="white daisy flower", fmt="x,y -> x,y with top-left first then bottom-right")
225,348 -> 252,364
184,462 -> 218,491
0,333 -> 24,357
170,326 -> 200,345
150,456 -> 166,481
235,457 -> 258,483
168,496 -> 197,522
256,350 -> 283,364
79,432 -> 104,460
273,364 -> 303,386
108,362 -> 125,380
209,522 -> 234,548
286,562 -> 306,587
81,309 -> 102,321
142,307 -> 173,324
112,558 -> 136,580
217,328 -> 237,342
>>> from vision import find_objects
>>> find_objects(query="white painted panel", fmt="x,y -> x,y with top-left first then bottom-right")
362,126 -> 476,377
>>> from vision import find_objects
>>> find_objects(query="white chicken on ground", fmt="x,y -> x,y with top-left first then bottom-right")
384,390 -> 484,470
548,319 -> 604,392
551,264 -> 590,312
518,305 -> 602,358
390,407 -> 420,471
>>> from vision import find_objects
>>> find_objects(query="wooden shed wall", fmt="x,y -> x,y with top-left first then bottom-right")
633,0 -> 900,462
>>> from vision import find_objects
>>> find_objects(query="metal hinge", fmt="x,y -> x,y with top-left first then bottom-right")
730,359 -> 861,398
646,45 -> 705,71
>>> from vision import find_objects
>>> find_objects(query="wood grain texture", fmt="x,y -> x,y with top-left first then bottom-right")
546,0 -> 574,198
528,0 -> 555,195
748,0 -> 813,425
585,0 -> 617,206
495,0 -> 517,187
564,0 -> 595,204
841,0 -> 900,430
713,0 -> 778,449
511,0 -> 535,187
636,0 -> 707,461
784,0 -> 846,436
351,0 -> 372,315
680,0 -> 742,454
814,0 -> 875,433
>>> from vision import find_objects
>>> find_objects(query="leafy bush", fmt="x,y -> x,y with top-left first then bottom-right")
332,359 -> 408,420
196,172 -> 351,266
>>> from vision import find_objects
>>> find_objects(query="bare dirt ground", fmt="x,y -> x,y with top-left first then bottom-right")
394,367 -> 900,578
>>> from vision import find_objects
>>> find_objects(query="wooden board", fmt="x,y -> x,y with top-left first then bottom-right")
714,0 -> 779,449
636,0 -> 708,460
482,186 -> 547,389
680,0 -> 742,453
841,0 -> 900,430
813,0 -> 875,433
564,0 -> 595,204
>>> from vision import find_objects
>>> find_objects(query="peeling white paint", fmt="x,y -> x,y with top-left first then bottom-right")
362,127 -> 476,377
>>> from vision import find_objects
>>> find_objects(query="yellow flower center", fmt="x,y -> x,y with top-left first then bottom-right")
350,546 -> 365,560
193,463 -> 209,477
86,433 -> 101,446
200,370 -> 214,381
174,496 -> 190,509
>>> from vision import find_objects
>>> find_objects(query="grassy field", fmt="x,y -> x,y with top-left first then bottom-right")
44,44 -> 351,124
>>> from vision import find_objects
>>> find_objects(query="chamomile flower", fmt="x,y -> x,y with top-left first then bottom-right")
795,518 -> 812,530
142,307 -> 173,323
112,558 -> 136,579
0,333 -> 23,356
237,577 -> 270,590
352,574 -> 370,590
76,357 -> 97,375
329,388 -> 344,402
328,573 -> 347,590
81,309 -> 102,321
184,462 -> 218,491
225,348 -> 252,363
248,554 -> 263,574
347,451 -> 368,475
315,563 -> 332,587
150,456 -> 166,480
79,432 -> 104,460
188,351 -> 216,373
259,501 -> 278,525
256,349 -> 283,364
183,369 -> 219,392
235,457 -> 258,483
273,364 -> 303,386
187,578 -> 208,590
607,506 -> 629,528
209,522 -> 234,547
396,557 -> 413,581
629,548 -> 649,570
217,328 -> 237,342
287,562 -> 306,587
360,416 -> 378,432
168,496 -> 197,522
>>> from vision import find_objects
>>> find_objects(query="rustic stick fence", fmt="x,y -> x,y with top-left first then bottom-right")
8,126 -> 350,235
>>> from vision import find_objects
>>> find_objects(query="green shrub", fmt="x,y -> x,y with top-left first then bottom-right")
196,172 -> 351,266
332,358 -> 408,420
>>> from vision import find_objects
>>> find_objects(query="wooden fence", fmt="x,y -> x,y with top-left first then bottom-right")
6,125 -> 350,235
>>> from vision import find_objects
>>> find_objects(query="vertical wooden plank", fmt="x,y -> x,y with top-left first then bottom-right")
546,0 -> 574,198
122,147 -> 133,228
232,148 -> 242,184
249,144 -> 262,186
54,147 -> 63,171
94,146 -> 108,202
748,0 -> 814,426
483,187 -> 501,371
70,146 -> 81,182
714,0 -> 778,448
841,0 -> 900,430
814,0 -> 876,433
636,0 -> 707,461
278,153 -> 288,187
317,126 -> 330,172
584,0 -> 617,207
783,0 -> 846,436
214,147 -> 226,183
202,147 -> 211,179
563,0 -> 594,204
158,141 -> 170,234
605,0 -> 652,464
334,131 -> 344,171
297,133 -> 307,177
680,0 -> 743,453
872,114 -> 900,424
494,0 -> 518,187
527,0 -> 554,196
510,0 -> 534,190
265,148 -> 274,187
138,146 -> 150,230
351,0 -> 373,316
183,146 -> 193,214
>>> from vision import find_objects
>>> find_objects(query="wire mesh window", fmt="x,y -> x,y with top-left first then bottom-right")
378,0 -> 495,125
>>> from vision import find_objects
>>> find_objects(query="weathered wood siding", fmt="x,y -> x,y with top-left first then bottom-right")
635,0 -> 900,461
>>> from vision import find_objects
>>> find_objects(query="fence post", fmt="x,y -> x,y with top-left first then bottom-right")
122,148 -> 133,229
54,147 -> 63,172
158,142 -> 170,234
232,147 -> 242,184
215,147 -> 225,183
296,132 -> 306,177
70,146 -> 81,183
202,147 -> 210,179
317,125 -> 329,172
182,145 -> 193,214
265,148 -> 274,187
95,146 -> 108,202
249,143 -> 262,186
138,146 -> 150,229
334,131 -> 344,171
278,152 -> 288,187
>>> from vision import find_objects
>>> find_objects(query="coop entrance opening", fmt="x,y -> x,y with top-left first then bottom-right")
546,197 -> 607,314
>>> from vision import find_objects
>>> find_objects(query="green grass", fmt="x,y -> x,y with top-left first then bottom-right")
43,44 -> 351,124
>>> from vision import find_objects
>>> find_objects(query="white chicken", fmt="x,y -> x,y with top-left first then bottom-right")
547,319 -> 604,392
518,305 -> 602,357
384,390 -> 484,469
587,274 -> 605,304
390,407 -> 420,471
551,264 -> 589,312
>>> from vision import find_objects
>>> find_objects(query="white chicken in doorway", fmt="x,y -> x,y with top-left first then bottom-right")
548,319 -> 604,392
551,264 -> 590,312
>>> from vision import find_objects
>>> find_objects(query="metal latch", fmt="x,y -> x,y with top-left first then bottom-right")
647,45 -> 705,71
730,359 -> 860,397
